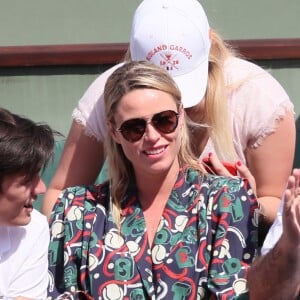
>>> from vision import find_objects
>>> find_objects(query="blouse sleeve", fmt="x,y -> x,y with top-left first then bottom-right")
206,176 -> 258,299
227,58 -> 294,149
47,186 -> 100,298
72,63 -> 124,142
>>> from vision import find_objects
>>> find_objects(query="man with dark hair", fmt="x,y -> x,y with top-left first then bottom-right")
0,108 -> 56,299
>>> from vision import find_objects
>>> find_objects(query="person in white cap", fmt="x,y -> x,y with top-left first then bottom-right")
42,0 -> 295,239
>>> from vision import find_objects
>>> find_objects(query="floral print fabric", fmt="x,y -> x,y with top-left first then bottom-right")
48,167 -> 258,299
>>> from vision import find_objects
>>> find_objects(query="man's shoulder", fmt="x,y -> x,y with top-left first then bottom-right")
30,208 -> 48,224
25,209 -> 49,234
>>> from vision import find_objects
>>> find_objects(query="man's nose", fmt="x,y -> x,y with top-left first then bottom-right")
34,177 -> 46,195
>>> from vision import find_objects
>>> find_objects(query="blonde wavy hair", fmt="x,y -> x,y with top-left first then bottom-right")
204,29 -> 238,161
104,61 -> 205,223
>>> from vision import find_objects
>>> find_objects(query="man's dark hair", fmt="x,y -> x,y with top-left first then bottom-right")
0,107 -> 57,185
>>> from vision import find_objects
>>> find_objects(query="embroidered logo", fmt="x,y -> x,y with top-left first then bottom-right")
146,44 -> 193,73
159,53 -> 179,71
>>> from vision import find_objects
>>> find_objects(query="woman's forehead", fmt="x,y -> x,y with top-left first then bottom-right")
115,89 -> 177,119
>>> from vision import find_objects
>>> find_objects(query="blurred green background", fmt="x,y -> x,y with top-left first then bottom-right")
0,0 -> 299,210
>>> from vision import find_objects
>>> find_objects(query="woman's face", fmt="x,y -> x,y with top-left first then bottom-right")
111,88 -> 183,177
0,173 -> 46,226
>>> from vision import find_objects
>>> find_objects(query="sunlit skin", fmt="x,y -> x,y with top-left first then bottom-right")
0,173 -> 46,226
110,88 -> 184,183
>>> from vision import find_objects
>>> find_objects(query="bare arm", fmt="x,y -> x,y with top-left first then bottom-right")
246,111 -> 296,225
41,121 -> 105,220
248,169 -> 300,300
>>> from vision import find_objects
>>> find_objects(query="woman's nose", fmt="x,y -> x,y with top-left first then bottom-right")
144,123 -> 161,141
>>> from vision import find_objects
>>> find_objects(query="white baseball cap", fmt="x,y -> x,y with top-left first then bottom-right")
130,0 -> 211,108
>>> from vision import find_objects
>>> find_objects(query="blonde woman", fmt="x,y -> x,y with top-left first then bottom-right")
48,61 -> 258,299
42,0 -> 295,235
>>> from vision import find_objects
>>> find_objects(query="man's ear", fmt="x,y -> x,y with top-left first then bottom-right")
106,120 -> 121,144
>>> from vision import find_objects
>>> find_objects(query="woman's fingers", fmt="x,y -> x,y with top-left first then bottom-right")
202,153 -> 257,196
203,152 -> 233,176
236,160 -> 257,195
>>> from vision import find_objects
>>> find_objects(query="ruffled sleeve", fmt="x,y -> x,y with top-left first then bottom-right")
72,63 -> 124,141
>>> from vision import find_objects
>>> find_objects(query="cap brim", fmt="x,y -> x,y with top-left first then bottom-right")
173,59 -> 208,108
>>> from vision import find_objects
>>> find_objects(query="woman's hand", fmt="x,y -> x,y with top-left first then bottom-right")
202,152 -> 257,196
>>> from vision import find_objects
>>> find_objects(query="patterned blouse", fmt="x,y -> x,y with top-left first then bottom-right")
48,167 -> 258,299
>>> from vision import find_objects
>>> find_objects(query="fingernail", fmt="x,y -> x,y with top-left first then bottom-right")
236,160 -> 242,166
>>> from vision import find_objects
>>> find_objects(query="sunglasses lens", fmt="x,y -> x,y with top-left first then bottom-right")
152,110 -> 178,133
119,118 -> 146,142
118,110 -> 179,142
